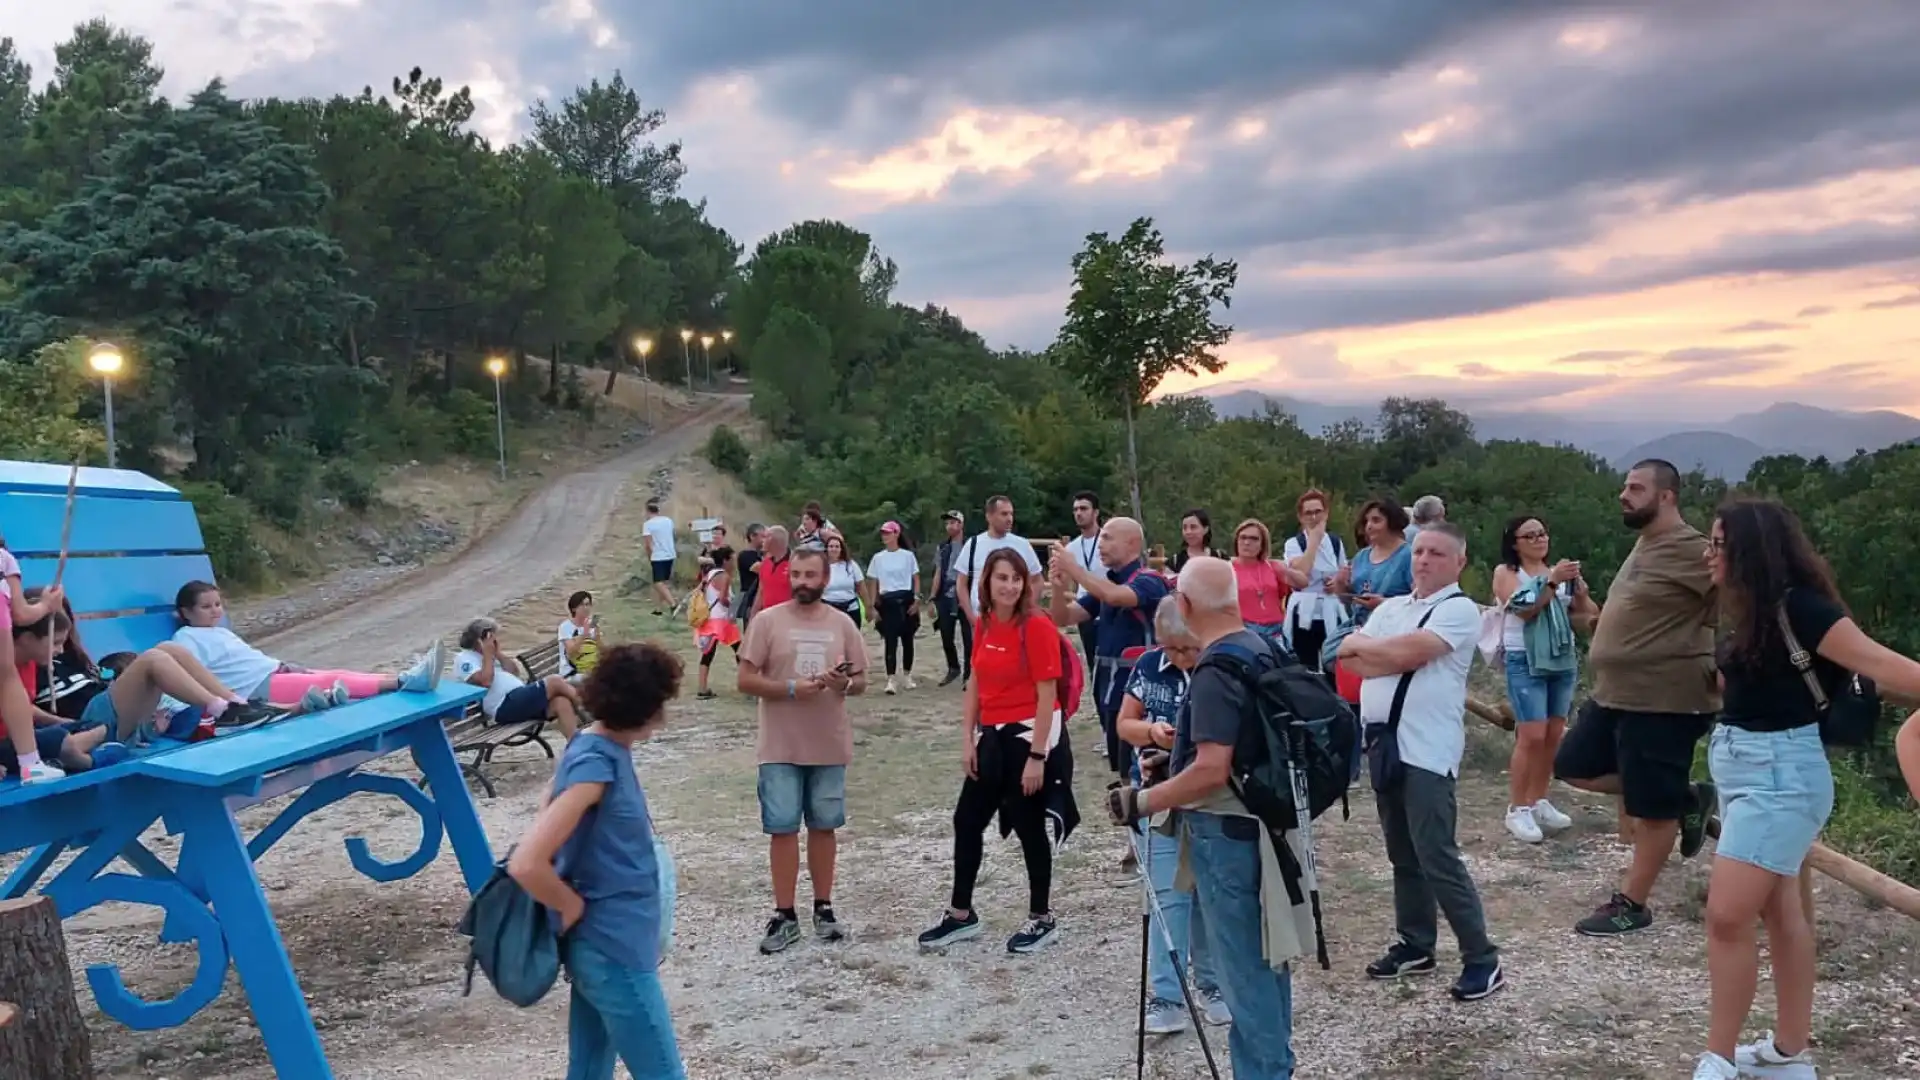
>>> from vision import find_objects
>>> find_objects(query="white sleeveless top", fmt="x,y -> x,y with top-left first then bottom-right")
703,569 -> 731,621
1502,568 -> 1570,649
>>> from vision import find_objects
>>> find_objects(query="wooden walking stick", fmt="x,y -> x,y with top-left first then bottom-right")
49,458 -> 80,590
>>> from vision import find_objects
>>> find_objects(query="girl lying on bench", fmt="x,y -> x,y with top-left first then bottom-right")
172,581 -> 443,713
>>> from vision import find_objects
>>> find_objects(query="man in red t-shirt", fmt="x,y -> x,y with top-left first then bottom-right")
752,526 -> 794,615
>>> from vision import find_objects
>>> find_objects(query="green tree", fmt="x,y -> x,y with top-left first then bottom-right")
1051,216 -> 1238,520
0,338 -> 107,463
530,72 -> 685,203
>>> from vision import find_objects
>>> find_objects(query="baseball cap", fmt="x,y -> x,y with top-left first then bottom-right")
942,509 -> 964,522
880,520 -> 902,534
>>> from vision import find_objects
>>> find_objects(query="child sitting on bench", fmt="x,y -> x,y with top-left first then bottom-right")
0,534 -> 68,782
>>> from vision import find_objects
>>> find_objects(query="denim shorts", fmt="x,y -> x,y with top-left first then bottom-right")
757,763 -> 847,834
1709,723 -> 1833,877
1503,649 -> 1575,723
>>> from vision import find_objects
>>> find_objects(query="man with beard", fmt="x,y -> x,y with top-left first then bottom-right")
738,548 -> 869,954
932,510 -> 973,687
1065,491 -> 1106,666
1554,459 -> 1719,936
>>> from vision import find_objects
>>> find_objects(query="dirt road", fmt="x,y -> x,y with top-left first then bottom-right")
254,394 -> 746,670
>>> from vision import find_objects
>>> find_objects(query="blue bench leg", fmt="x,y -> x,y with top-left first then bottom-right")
409,716 -> 496,894
118,840 -> 205,945
174,793 -> 333,1080
2,841 -> 66,899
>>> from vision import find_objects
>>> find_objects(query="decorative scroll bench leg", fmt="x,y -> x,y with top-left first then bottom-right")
2,841 -> 68,900
408,716 -> 497,893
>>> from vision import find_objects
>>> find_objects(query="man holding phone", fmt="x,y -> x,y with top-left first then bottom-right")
738,548 -> 869,955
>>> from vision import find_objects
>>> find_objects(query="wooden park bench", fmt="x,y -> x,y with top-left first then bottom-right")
438,638 -> 562,798
0,460 -> 492,1079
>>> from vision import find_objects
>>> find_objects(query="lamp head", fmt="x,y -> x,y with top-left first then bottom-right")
679,328 -> 693,342
635,336 -> 653,356
88,342 -> 125,376
722,330 -> 734,342
700,334 -> 714,347
485,356 -> 507,378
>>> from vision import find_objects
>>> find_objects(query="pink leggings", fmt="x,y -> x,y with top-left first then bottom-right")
266,671 -> 388,704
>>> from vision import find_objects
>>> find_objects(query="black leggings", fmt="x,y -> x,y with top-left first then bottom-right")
876,591 -> 918,675
1293,619 -> 1330,674
700,642 -> 739,668
829,599 -> 862,627
951,725 -> 1054,916
936,596 -> 973,676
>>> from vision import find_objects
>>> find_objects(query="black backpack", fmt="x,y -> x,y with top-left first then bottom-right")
458,855 -> 562,1008
1200,638 -> 1360,832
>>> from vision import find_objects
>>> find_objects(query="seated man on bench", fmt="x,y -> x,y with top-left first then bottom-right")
455,618 -> 582,741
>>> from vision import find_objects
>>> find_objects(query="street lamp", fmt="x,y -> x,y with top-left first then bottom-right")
699,334 -> 715,386
634,336 -> 654,428
678,328 -> 693,387
484,355 -> 508,480
87,342 -> 125,468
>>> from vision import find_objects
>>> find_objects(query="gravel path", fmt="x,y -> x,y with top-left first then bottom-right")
249,395 -> 745,670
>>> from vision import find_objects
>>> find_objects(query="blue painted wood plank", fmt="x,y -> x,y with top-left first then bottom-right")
17,554 -> 215,617
72,611 -> 182,657
0,492 -> 205,556
0,460 -> 181,499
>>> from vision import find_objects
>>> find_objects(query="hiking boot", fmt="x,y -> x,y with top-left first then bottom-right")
758,913 -> 801,955
1505,805 -> 1544,844
18,759 -> 67,785
1533,798 -> 1574,832
916,910 -> 982,952
1450,960 -> 1506,1002
1735,1031 -> 1818,1079
1575,892 -> 1652,937
1199,986 -> 1232,1026
1693,1053 -> 1739,1080
812,905 -> 847,943
398,641 -> 445,693
1365,941 -> 1436,979
1142,999 -> 1188,1035
938,669 -> 960,687
884,677 -> 897,695
1006,915 -> 1057,954
1680,781 -> 1716,859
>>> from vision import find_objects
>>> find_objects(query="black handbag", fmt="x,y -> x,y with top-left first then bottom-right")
1777,608 -> 1880,747
1363,604 -> 1447,794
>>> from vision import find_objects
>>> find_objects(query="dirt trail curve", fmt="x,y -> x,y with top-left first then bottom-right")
254,395 -> 747,671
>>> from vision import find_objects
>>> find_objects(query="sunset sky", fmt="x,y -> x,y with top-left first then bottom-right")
16,1 -> 1920,419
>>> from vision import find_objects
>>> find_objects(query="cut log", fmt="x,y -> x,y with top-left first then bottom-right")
0,896 -> 94,1079
1464,694 -> 1515,731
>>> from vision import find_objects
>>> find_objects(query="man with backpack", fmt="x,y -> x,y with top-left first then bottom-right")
1106,557 -> 1310,1080
1047,516 -> 1165,777
1335,523 -> 1503,1003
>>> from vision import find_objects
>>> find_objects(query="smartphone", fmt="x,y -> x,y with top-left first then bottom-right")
833,661 -> 854,675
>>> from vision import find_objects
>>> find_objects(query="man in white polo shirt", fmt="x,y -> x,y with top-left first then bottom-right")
953,494 -> 1043,625
1335,522 -> 1503,1004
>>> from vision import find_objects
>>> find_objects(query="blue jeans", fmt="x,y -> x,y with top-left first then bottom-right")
564,938 -> 686,1080
1185,812 -> 1294,1079
1502,649 -> 1575,723
1139,822 -> 1220,1005
756,763 -> 848,834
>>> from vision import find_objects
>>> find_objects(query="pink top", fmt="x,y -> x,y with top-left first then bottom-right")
1233,559 -> 1289,624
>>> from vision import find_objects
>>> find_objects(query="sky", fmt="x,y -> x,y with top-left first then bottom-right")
12,1 -> 1920,420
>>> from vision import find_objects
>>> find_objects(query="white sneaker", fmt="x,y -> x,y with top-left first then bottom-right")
1505,805 -> 1544,844
1694,1053 -> 1739,1080
1532,798 -> 1574,832
1735,1032 -> 1817,1079
904,672 -> 917,690
1199,986 -> 1232,1026
19,760 -> 67,784
1142,999 -> 1189,1035
885,677 -> 897,695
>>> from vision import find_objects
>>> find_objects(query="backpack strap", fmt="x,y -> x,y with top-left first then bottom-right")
1381,598 -> 1466,735
1776,601 -> 1828,711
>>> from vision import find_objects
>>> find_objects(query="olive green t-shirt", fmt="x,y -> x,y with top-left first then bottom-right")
1587,522 -> 1720,715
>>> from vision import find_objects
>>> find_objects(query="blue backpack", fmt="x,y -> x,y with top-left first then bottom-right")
458,855 -> 561,1008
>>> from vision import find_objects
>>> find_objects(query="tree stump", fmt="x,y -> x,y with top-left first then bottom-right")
0,896 -> 94,1079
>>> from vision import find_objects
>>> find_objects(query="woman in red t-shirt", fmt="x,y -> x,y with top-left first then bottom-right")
917,548 -> 1069,956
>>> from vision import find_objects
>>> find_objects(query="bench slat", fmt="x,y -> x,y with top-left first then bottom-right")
0,462 -> 181,499
73,612 -> 185,658
0,492 -> 205,557
17,553 -> 216,618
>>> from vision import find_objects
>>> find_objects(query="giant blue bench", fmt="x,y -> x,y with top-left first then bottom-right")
0,461 -> 492,1078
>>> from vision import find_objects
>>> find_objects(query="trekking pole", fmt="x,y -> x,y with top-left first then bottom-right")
1286,724 -> 1331,969
1135,866 -> 1148,1080
1127,812 -> 1224,1080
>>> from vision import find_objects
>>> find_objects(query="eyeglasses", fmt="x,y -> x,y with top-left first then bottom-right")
1516,531 -> 1548,542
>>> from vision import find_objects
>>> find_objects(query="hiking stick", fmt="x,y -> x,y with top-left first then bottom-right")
50,457 -> 80,589
1286,726 -> 1331,969
1127,804 -> 1224,1080
1134,887 -> 1148,1080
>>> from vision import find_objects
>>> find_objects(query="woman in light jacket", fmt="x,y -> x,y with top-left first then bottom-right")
1280,489 -> 1348,673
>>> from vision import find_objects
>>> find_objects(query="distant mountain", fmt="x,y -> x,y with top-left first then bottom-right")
1193,388 -> 1920,479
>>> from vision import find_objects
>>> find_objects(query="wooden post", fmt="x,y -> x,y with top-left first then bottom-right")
0,896 -> 95,1079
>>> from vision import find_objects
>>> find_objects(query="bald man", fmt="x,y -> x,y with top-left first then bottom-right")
1051,516 -> 1167,775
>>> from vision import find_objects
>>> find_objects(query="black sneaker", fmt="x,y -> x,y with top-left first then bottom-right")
696,690 -> 717,700
1575,892 -> 1652,937
220,701 -> 280,728
916,910 -> 982,952
758,913 -> 801,954
1006,915 -> 1057,954
1451,960 -> 1506,1002
938,668 -> 960,687
1365,941 -> 1437,980
812,905 -> 847,943
1680,781 -> 1716,859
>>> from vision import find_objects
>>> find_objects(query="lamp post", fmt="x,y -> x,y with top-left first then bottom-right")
678,328 -> 693,387
699,334 -> 715,386
721,329 -> 734,376
634,336 -> 654,428
87,342 -> 125,468
484,355 -> 508,480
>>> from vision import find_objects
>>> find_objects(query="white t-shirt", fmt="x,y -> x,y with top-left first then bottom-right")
866,548 -> 919,595
643,515 -> 676,561
455,648 -> 527,718
556,620 -> 595,678
1355,586 -> 1482,778
956,532 -> 1043,611
172,625 -> 282,701
1066,532 -> 1105,599
824,560 -> 864,605
703,568 -> 732,621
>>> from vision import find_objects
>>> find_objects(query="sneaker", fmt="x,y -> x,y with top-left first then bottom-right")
1734,1032 -> 1818,1079
299,686 -> 334,714
1006,915 -> 1058,954
758,913 -> 802,954
904,672 -> 917,690
696,689 -> 717,700
221,700 -> 279,727
1450,960 -> 1506,1001
916,910 -> 982,952
1681,781 -> 1716,859
329,680 -> 351,707
1505,805 -> 1544,844
1575,892 -> 1652,937
1693,1052 -> 1739,1080
19,760 -> 67,784
398,641 -> 445,693
1532,798 -> 1574,832
1365,941 -> 1437,979
812,905 -> 847,943
885,677 -> 897,695
938,669 -> 960,687
87,743 -> 131,769
1199,986 -> 1232,1026
1142,999 -> 1189,1035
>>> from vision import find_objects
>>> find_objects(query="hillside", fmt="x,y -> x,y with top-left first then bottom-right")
1610,430 -> 1771,478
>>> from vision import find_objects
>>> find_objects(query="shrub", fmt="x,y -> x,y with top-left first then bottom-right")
320,457 -> 379,512
178,481 -> 267,587
705,424 -> 751,475
442,388 -> 498,458
234,435 -> 321,530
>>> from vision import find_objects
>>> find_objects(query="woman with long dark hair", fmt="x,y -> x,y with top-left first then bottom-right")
820,533 -> 865,627
917,547 -> 1071,956
1693,498 -> 1920,1080
1170,509 -> 1221,573
1492,516 -> 1597,845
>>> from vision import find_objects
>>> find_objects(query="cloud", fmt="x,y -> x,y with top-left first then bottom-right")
1722,319 -> 1801,333
1861,291 -> 1920,309
1796,305 -> 1835,317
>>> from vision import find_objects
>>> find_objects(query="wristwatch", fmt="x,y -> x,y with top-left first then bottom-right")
1027,749 -> 1047,763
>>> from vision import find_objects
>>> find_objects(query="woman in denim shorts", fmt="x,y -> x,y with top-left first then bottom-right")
1492,517 -> 1598,845
1693,499 -> 1920,1080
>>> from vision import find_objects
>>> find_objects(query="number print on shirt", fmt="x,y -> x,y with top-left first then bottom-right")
789,628 -> 839,679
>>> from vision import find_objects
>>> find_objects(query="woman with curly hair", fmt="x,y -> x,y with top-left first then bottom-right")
509,641 -> 687,1080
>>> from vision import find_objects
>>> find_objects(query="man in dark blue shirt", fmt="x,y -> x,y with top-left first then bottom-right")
1048,516 -> 1167,775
